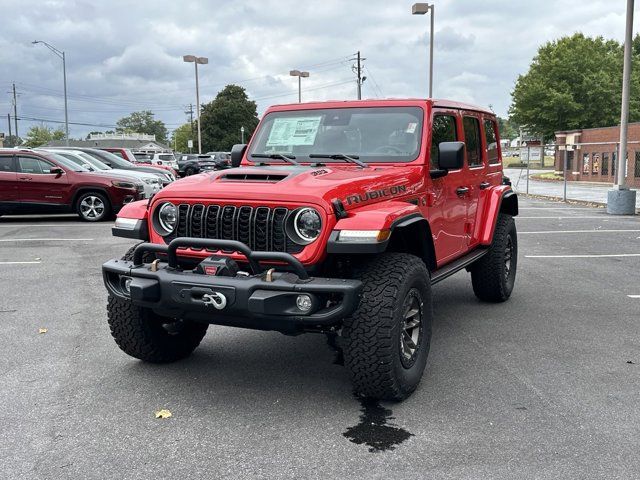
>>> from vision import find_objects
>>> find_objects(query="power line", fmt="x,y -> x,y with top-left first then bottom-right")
364,66 -> 384,98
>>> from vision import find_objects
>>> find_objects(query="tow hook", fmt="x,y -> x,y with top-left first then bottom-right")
202,292 -> 227,310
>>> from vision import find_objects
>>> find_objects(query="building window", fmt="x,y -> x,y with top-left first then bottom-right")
582,153 -> 590,175
430,115 -> 457,169
635,151 -> 640,178
612,151 -> 617,176
591,153 -> 600,175
463,116 -> 483,167
483,119 -> 499,164
602,153 -> 609,176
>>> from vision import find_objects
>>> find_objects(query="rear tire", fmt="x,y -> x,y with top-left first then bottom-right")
185,166 -> 196,176
76,191 -> 111,222
470,213 -> 517,302
342,253 -> 432,401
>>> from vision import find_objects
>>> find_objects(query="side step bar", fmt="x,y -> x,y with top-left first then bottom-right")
431,247 -> 489,285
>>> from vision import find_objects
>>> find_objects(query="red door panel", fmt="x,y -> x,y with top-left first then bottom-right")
0,155 -> 19,204
423,110 -> 468,263
17,156 -> 70,205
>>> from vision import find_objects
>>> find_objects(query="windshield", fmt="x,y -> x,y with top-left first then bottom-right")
77,152 -> 110,170
45,153 -> 90,172
248,107 -> 424,163
88,149 -> 133,168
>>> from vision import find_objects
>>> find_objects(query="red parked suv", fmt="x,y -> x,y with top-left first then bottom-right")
0,148 -> 146,221
103,99 -> 518,400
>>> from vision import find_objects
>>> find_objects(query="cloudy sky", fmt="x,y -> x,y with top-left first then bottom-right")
0,0 -> 636,140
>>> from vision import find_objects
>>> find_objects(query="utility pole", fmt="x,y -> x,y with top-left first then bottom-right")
7,113 -> 12,139
607,0 -> 637,215
185,104 -> 194,135
357,51 -> 362,100
351,51 -> 366,100
12,83 -> 18,138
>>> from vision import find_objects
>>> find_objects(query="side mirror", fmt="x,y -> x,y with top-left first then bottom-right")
230,144 -> 247,168
50,167 -> 64,176
438,141 -> 465,170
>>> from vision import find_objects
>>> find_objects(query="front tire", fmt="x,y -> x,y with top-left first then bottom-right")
107,296 -> 208,363
185,166 -> 196,176
470,213 -> 518,302
342,253 -> 432,401
106,245 -> 208,362
76,191 -> 111,222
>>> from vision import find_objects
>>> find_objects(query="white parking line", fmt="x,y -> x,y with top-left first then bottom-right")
520,230 -> 640,234
517,216 -> 609,219
628,295 -> 640,299
526,254 -> 640,258
0,224 -> 112,228
0,261 -> 42,265
0,238 -> 95,242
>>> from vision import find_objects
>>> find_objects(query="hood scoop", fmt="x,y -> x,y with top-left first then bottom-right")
220,172 -> 289,183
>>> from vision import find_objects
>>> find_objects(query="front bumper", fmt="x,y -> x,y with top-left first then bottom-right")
102,238 -> 362,333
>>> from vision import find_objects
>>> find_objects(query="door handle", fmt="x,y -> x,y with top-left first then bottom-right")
456,187 -> 469,197
19,177 -> 32,181
479,181 -> 491,190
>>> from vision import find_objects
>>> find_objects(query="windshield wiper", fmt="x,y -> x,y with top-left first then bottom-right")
309,153 -> 369,168
251,153 -> 300,166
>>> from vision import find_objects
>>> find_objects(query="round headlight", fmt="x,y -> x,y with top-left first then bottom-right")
157,202 -> 177,235
291,207 -> 322,244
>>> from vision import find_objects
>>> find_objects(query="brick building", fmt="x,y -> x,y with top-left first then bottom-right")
554,123 -> 640,188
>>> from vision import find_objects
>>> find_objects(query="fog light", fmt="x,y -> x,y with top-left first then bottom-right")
296,294 -> 313,313
122,276 -> 132,294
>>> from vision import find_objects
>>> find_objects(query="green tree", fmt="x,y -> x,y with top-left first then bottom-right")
200,85 -> 259,152
3,135 -> 22,147
170,123 -> 195,153
510,33 -> 640,139
497,117 -> 518,140
116,111 -> 168,143
23,125 -> 65,147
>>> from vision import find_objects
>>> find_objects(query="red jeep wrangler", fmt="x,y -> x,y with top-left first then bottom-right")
103,99 -> 518,400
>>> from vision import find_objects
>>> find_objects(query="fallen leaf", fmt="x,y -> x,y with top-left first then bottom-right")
627,360 -> 636,365
155,409 -> 172,419
38,328 -> 48,334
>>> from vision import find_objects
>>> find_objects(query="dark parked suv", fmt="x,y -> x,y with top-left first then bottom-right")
0,148 -> 145,221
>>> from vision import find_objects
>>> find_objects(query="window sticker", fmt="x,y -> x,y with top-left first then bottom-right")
406,122 -> 418,134
266,116 -> 322,146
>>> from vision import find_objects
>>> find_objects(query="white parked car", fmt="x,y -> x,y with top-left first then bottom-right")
40,149 -> 162,198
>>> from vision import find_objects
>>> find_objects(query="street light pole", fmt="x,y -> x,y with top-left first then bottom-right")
607,0 -> 637,215
33,40 -> 69,145
412,3 -> 435,98
241,126 -> 245,143
183,55 -> 208,154
289,70 -> 310,103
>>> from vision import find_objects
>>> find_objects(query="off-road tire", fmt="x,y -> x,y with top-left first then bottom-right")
470,213 -> 517,302
106,246 -> 208,363
342,253 -> 432,401
76,191 -> 111,222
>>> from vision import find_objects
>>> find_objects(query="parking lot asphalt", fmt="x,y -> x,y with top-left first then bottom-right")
1,198 -> 639,480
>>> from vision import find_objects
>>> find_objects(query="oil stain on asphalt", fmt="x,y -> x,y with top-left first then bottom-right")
343,397 -> 413,452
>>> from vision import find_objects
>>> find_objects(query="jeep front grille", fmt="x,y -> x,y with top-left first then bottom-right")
168,204 -> 303,254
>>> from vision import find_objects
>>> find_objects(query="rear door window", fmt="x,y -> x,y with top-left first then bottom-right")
430,115 -> 457,169
0,156 -> 14,172
484,119 -> 500,164
463,116 -> 483,167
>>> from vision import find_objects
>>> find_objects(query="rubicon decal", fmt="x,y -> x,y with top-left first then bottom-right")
344,185 -> 407,205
